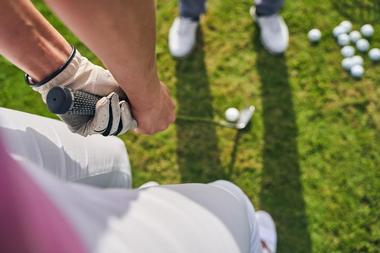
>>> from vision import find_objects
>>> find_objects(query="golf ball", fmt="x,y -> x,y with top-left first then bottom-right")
225,107 -> 240,122
350,65 -> 364,78
341,46 -> 355,58
340,20 -> 352,33
341,58 -> 354,71
360,24 -> 374,38
308,28 -> 322,43
333,26 -> 345,37
356,39 -> 370,52
369,48 -> 380,62
349,31 -> 362,43
351,55 -> 364,66
337,33 -> 350,46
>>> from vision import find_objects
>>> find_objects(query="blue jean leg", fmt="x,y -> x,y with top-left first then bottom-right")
179,0 -> 206,18
255,0 -> 284,16
179,0 -> 284,18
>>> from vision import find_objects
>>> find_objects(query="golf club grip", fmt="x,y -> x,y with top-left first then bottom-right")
46,86 -> 100,116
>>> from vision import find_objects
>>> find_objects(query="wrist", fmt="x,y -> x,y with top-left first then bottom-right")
25,46 -> 76,87
23,39 -> 72,82
106,55 -> 160,107
127,78 -> 163,113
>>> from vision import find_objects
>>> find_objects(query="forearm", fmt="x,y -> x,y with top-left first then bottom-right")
0,0 -> 71,81
44,0 -> 160,109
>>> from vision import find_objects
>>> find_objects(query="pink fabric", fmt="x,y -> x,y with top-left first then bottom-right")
0,139 -> 87,253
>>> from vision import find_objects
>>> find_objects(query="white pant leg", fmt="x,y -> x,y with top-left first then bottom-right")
0,107 -> 132,188
16,153 -> 261,253
210,181 -> 263,253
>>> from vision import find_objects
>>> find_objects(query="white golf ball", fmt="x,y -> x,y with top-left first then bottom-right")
351,55 -> 364,66
360,24 -> 374,38
350,65 -> 364,78
341,46 -> 355,58
341,57 -> 354,71
225,107 -> 240,122
333,26 -> 346,37
369,48 -> 380,62
337,33 -> 350,46
356,39 -> 370,52
340,20 -> 352,33
308,28 -> 322,43
349,31 -> 362,43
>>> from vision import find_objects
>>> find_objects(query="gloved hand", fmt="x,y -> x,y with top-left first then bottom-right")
25,47 -> 137,136
58,92 -> 136,136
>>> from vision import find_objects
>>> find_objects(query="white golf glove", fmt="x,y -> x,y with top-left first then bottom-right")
25,47 -> 137,136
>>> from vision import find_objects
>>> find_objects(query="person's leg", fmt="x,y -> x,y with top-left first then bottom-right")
0,107 -> 132,188
255,0 -> 284,16
253,0 -> 288,54
168,0 -> 206,58
209,180 -> 263,253
7,141 -> 276,253
21,165 -> 268,253
179,0 -> 206,20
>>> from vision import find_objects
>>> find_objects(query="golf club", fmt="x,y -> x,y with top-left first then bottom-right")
46,86 -> 255,130
176,106 -> 255,130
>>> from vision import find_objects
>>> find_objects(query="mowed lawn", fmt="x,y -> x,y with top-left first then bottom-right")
1,0 -> 379,252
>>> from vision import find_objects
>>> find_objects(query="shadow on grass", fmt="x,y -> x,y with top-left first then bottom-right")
175,29 -> 226,183
227,131 -> 242,177
333,0 -> 380,23
253,30 -> 312,252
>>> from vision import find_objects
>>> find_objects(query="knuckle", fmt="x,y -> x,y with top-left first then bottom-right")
170,114 -> 176,122
146,129 -> 156,135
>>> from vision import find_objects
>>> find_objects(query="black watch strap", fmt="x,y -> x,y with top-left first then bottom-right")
25,46 -> 77,87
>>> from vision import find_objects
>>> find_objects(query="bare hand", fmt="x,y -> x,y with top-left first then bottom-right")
132,82 -> 175,135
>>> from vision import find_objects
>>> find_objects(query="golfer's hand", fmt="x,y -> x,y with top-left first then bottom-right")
27,48 -> 136,136
60,92 -> 137,137
132,82 -> 175,135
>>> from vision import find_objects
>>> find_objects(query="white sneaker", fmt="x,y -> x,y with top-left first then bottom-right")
256,13 -> 289,54
138,181 -> 159,189
169,17 -> 199,58
255,211 -> 277,253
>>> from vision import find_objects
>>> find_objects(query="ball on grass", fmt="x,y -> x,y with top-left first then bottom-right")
308,29 -> 322,43
341,58 -> 354,71
337,33 -> 350,46
351,55 -> 364,66
340,20 -> 352,33
356,39 -> 370,52
360,24 -> 374,38
350,65 -> 364,79
225,108 -> 240,122
333,26 -> 345,37
341,46 -> 355,58
349,31 -> 362,43
369,48 -> 380,62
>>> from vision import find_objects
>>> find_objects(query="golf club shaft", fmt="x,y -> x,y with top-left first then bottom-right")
176,115 -> 235,128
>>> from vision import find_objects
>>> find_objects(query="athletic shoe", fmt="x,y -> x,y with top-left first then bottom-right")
251,6 -> 289,55
139,181 -> 159,189
169,17 -> 199,58
255,210 -> 277,253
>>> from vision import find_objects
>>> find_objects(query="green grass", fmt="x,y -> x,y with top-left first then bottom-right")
1,0 -> 380,252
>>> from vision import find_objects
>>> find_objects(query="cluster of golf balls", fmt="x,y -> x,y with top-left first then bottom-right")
308,21 -> 380,79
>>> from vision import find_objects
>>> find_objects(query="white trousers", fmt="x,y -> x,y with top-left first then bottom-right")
0,107 -> 132,188
0,108 -> 262,253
